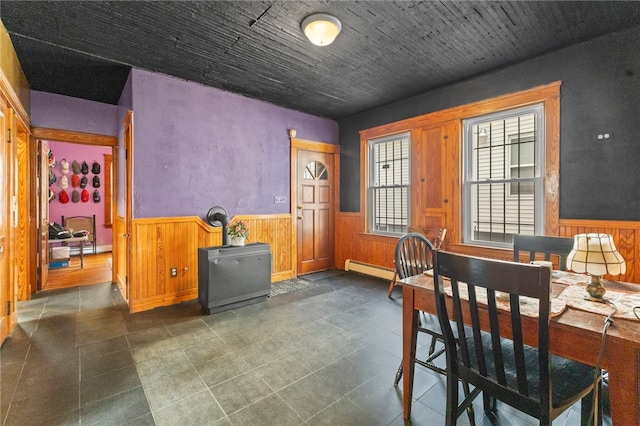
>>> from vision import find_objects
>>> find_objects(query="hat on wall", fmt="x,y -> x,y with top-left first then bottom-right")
92,161 -> 100,174
81,189 -> 90,202
59,175 -> 69,189
59,190 -> 69,204
49,187 -> 55,202
61,159 -> 69,174
72,160 -> 81,174
48,150 -> 56,168
93,190 -> 101,203
80,175 -> 88,188
71,174 -> 80,188
92,176 -> 100,188
81,161 -> 89,175
48,169 -> 56,185
72,190 -> 80,203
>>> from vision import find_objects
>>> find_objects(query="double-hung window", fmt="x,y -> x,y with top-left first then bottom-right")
368,133 -> 410,235
463,104 -> 544,247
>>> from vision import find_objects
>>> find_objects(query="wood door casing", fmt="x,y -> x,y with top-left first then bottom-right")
37,141 -> 49,291
0,97 -> 7,343
297,149 -> 335,274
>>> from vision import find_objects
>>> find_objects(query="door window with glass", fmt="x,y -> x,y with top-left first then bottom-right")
463,105 -> 544,247
368,133 -> 410,235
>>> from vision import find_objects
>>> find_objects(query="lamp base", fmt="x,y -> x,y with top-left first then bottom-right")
585,275 -> 606,299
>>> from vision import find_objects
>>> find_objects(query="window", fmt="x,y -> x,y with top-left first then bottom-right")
463,105 -> 544,247
368,133 -> 410,235
508,133 -> 535,196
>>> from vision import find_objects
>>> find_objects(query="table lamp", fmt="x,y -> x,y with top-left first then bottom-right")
566,233 -> 626,298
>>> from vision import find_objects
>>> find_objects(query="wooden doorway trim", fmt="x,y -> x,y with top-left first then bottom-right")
290,136 -> 340,277
31,127 -> 118,293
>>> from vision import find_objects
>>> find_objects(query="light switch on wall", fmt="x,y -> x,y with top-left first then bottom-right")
274,196 -> 286,204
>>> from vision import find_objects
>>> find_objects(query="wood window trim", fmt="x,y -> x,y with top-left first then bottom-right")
359,82 -> 561,241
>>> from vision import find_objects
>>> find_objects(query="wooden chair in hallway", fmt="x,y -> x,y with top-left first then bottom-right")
432,250 -> 602,425
62,214 -> 97,254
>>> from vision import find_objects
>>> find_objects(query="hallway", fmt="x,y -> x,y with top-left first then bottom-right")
1,273 -> 594,425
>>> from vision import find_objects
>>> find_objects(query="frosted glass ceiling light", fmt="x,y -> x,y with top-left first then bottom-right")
301,13 -> 342,46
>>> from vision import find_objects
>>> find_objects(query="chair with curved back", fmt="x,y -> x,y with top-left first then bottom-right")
388,228 -> 446,297
432,250 -> 601,425
513,234 -> 574,270
392,233 -> 445,385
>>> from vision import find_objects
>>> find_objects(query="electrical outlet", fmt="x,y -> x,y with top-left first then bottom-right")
170,267 -> 178,277
274,196 -> 286,204
596,131 -> 614,142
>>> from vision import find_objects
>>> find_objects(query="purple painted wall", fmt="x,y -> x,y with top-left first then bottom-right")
30,91 -> 119,136
129,69 -> 338,219
47,141 -> 112,248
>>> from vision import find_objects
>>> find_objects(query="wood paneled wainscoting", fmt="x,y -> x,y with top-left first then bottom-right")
335,212 -> 640,287
125,214 -> 293,313
335,212 -> 398,273
559,219 -> 639,284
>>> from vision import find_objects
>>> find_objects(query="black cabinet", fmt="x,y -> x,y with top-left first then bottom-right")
197,243 -> 271,314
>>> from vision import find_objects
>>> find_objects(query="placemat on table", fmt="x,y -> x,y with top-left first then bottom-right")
557,285 -> 640,321
444,283 -> 566,318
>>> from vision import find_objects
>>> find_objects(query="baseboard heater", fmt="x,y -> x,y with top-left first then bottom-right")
344,259 -> 395,281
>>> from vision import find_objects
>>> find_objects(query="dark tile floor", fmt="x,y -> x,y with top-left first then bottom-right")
0,272 -> 604,425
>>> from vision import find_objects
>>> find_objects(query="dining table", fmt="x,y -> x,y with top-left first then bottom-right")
400,271 -> 640,425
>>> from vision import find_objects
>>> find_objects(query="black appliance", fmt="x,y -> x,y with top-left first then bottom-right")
197,243 -> 271,314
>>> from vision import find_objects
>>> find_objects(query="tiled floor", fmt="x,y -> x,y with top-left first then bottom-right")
0,272 -> 603,425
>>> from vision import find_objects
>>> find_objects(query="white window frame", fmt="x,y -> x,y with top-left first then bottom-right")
507,132 -> 536,197
368,132 -> 410,236
463,104 -> 545,248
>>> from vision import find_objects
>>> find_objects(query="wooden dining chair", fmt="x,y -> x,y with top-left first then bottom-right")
432,250 -> 602,425
392,233 -> 445,381
62,215 -> 97,254
388,228 -> 446,297
513,234 -> 574,271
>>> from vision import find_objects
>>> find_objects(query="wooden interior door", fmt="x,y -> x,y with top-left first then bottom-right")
37,141 -> 49,291
0,97 -> 8,344
296,149 -> 334,274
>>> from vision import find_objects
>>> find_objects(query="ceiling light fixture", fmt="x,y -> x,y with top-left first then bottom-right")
301,13 -> 342,46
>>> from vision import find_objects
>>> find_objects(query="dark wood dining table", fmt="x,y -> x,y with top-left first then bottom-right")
400,273 -> 640,425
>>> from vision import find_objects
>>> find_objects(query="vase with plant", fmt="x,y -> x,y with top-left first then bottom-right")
227,220 -> 249,246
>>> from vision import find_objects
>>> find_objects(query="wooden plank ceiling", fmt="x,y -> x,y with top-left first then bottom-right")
2,1 -> 640,119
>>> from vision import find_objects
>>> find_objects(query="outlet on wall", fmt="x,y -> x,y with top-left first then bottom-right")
595,131 -> 614,141
170,267 -> 178,277
274,196 -> 286,204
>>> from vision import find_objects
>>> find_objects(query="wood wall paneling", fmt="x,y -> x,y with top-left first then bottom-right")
127,214 -> 292,313
16,117 -> 30,301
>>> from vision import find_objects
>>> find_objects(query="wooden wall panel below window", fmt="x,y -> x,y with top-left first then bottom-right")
335,212 -> 397,273
128,214 -> 293,313
336,212 -> 640,286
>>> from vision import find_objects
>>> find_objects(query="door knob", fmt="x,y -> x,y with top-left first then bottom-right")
297,216 -> 303,220
297,205 -> 303,209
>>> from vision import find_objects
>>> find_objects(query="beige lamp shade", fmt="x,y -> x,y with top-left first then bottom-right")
566,233 -> 626,276
301,14 -> 342,46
